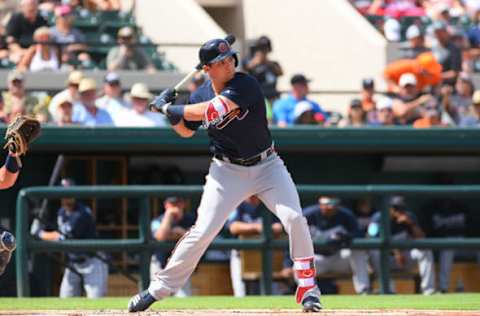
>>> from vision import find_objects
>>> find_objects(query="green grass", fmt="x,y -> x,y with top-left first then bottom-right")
0,294 -> 479,311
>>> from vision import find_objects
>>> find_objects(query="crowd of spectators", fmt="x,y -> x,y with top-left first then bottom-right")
259,1 -> 480,128
0,0 -> 170,72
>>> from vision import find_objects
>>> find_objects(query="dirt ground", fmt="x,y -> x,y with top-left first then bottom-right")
2,310 -> 480,316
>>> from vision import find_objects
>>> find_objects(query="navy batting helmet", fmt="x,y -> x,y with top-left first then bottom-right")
198,38 -> 238,69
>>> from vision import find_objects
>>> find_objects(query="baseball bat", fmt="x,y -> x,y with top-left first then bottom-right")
149,34 -> 236,112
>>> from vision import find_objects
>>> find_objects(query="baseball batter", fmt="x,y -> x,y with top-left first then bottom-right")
128,37 -> 321,313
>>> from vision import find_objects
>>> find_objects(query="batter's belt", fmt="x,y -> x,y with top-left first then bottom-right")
214,145 -> 274,167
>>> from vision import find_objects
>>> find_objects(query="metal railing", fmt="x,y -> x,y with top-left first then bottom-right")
15,185 -> 480,297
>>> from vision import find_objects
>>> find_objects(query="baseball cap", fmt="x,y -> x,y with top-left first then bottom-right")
377,97 -> 393,111
293,101 -> 314,119
406,25 -> 422,40
60,178 -> 76,187
389,196 -> 406,209
78,78 -> 97,93
8,70 -> 24,82
290,74 -> 310,85
104,72 -> 120,84
350,98 -> 362,108
319,196 -> 340,206
399,73 -> 417,87
118,26 -> 134,38
67,70 -> 83,85
362,78 -> 374,89
130,83 -> 152,100
57,94 -> 73,107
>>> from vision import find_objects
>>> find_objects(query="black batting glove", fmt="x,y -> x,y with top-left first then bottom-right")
149,88 -> 177,114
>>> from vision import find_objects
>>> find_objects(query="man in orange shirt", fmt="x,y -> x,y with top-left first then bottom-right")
384,52 -> 442,93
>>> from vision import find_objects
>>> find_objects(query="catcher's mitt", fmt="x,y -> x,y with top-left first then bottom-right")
4,115 -> 41,166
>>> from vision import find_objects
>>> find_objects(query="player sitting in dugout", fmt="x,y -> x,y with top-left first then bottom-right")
283,196 -> 371,295
33,178 -> 109,298
368,195 -> 435,295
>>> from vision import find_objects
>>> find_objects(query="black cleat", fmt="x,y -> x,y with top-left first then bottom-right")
302,295 -> 322,313
128,290 -> 157,312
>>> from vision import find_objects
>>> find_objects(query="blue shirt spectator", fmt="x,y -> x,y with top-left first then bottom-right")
272,74 -> 327,126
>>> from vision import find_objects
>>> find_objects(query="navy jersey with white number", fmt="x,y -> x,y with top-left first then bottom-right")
185,72 -> 272,159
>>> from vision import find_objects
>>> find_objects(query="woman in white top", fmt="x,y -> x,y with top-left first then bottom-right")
18,27 -> 60,72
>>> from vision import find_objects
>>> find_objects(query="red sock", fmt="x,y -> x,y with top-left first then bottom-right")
294,257 -> 316,303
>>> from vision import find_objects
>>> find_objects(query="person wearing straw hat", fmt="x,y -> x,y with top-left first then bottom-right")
73,78 -> 113,126
112,83 -> 166,127
49,70 -> 84,121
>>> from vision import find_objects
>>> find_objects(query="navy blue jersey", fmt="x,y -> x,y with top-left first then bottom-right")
369,210 -> 419,239
57,203 -> 96,262
303,205 -> 362,239
186,72 -> 272,159
226,201 -> 280,234
420,199 -> 469,238
151,212 -> 195,267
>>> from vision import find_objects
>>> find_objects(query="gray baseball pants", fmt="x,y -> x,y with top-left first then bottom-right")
60,257 -> 109,298
148,153 -> 314,299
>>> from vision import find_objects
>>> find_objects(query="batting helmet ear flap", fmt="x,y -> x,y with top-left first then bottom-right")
233,53 -> 238,67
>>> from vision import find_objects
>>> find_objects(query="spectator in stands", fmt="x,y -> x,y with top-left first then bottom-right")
413,101 -> 447,128
338,99 -> 368,127
401,25 -> 430,59
440,74 -> 475,124
290,196 -> 370,294
242,35 -> 283,102
49,70 -> 83,122
49,4 -> 88,62
293,101 -> 326,125
2,70 -> 40,120
17,27 -> 60,72
431,21 -> 462,86
368,196 -> 435,295
96,72 -> 128,115
227,196 -> 285,297
392,73 -> 434,124
370,97 -> 398,126
151,197 -> 195,297
458,90 -> 480,126
6,0 -> 48,49
35,178 -> 108,298
53,94 -> 76,126
272,74 -> 327,127
106,26 -> 155,72
113,83 -> 166,127
360,78 -> 376,114
73,78 -> 113,126
384,52 -> 442,93
383,18 -> 401,42
419,175 -> 472,293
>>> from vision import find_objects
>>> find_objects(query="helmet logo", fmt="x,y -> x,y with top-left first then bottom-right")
218,42 -> 229,53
